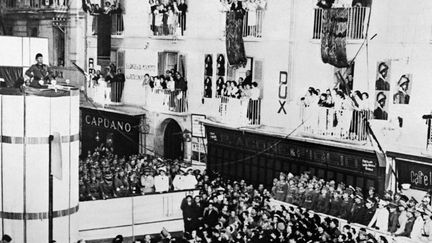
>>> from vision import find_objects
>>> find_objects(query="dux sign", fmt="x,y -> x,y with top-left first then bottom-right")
278,71 -> 288,114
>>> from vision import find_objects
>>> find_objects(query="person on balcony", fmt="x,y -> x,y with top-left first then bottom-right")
154,167 -> 170,193
245,0 -> 257,36
176,0 -> 188,35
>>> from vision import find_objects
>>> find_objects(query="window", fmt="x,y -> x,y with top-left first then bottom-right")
157,51 -> 187,79
227,57 -> 264,97
150,0 -> 188,37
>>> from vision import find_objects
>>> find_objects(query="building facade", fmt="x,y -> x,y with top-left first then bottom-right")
85,0 -> 432,196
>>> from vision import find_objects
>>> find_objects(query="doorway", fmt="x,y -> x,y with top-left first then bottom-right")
163,119 -> 183,160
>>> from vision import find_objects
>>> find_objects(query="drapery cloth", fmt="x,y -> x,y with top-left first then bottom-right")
321,8 -> 349,68
0,66 -> 23,87
225,12 -> 247,68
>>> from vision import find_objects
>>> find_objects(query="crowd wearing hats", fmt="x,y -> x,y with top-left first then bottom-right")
270,171 -> 432,242
175,172 -> 396,243
79,147 -> 202,201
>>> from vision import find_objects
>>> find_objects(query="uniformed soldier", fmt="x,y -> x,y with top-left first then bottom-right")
315,188 -> 330,214
113,169 -> 129,197
285,180 -> 296,204
87,176 -> 102,200
100,172 -> 115,199
339,190 -> 353,219
272,172 -> 288,201
328,191 -> 342,217
294,182 -> 306,207
349,195 -> 366,224
79,177 -> 88,201
25,53 -> 55,87
129,172 -> 141,196
303,183 -> 314,210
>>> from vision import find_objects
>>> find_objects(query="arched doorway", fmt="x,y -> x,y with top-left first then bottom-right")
163,119 -> 183,160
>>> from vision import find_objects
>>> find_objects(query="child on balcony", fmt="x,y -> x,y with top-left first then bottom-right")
167,6 -> 176,35
154,5 -> 164,35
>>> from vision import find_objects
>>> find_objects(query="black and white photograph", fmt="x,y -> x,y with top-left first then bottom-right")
0,0 -> 431,242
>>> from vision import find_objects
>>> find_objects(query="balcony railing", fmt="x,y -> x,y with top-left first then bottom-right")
91,14 -> 124,36
147,89 -> 188,113
312,7 -> 369,40
243,10 -> 264,38
300,106 -> 372,143
217,97 -> 261,126
150,12 -> 185,37
6,0 -> 68,9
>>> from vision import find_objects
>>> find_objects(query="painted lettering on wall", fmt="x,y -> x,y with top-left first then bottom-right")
125,63 -> 157,81
278,71 -> 288,114
85,115 -> 132,133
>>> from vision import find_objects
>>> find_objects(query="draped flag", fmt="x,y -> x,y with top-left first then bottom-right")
97,14 -> 112,66
225,12 -> 247,68
321,8 -> 349,68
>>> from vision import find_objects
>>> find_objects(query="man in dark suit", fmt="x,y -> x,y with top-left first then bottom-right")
375,62 -> 390,91
203,201 -> 219,228
388,203 -> 400,233
374,92 -> 388,120
393,75 -> 410,104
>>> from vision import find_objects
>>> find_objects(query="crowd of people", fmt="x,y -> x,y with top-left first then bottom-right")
82,0 -> 123,15
316,0 -> 370,9
300,86 -> 372,140
88,63 -> 126,103
79,146 -> 201,201
149,0 -> 188,36
143,69 -> 188,92
172,171 -> 431,243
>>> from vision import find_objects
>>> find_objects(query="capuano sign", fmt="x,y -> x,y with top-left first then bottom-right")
80,107 -> 143,156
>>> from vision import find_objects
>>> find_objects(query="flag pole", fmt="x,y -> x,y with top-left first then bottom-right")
49,135 -> 54,243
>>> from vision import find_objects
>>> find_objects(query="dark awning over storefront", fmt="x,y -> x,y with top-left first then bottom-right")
205,124 -> 385,194
80,107 -> 145,156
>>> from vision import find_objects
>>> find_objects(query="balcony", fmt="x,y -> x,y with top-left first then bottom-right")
149,12 -> 185,39
215,97 -> 261,126
91,14 -> 124,37
300,106 -> 372,143
146,89 -> 188,113
5,0 -> 68,12
242,10 -> 264,39
312,7 -> 369,40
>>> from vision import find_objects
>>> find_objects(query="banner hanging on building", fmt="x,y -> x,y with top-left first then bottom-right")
321,8 -> 349,68
225,12 -> 247,68
97,14 -> 112,66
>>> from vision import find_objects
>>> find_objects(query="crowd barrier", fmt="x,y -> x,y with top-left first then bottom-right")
79,190 -> 199,241
270,199 -> 417,243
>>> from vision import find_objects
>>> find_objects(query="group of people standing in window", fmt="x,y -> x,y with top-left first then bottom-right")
203,54 -> 260,100
316,0 -> 371,9
149,0 -> 188,36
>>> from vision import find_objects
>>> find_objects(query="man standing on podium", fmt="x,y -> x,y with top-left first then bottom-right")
25,53 -> 54,88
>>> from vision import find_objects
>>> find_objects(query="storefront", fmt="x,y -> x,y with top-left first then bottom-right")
390,152 -> 432,193
80,107 -> 145,156
205,124 -> 385,194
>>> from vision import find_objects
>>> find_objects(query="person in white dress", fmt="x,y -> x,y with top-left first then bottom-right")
172,169 -> 186,190
368,200 -> 389,232
183,168 -> 198,190
245,0 -> 258,37
154,167 -> 170,193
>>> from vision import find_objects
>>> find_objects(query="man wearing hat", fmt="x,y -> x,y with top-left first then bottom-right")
350,194 -> 366,224
421,209 -> 432,242
154,167 -> 170,193
393,74 -> 410,104
363,198 -> 376,225
396,208 -> 415,237
394,201 -> 408,235
272,172 -> 288,201
388,202 -> 399,233
375,62 -> 390,91
374,91 -> 388,120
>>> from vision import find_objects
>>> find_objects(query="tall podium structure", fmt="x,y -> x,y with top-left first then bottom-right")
0,88 -> 80,243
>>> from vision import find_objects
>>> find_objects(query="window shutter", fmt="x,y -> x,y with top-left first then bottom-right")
157,52 -> 165,75
179,54 -> 187,80
227,64 -> 235,81
254,59 -> 264,97
117,50 -> 125,72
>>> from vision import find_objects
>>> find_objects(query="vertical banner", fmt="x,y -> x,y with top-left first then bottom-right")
97,14 -> 112,66
51,132 -> 63,180
204,54 -> 213,98
321,8 -> 349,68
226,12 -> 247,67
